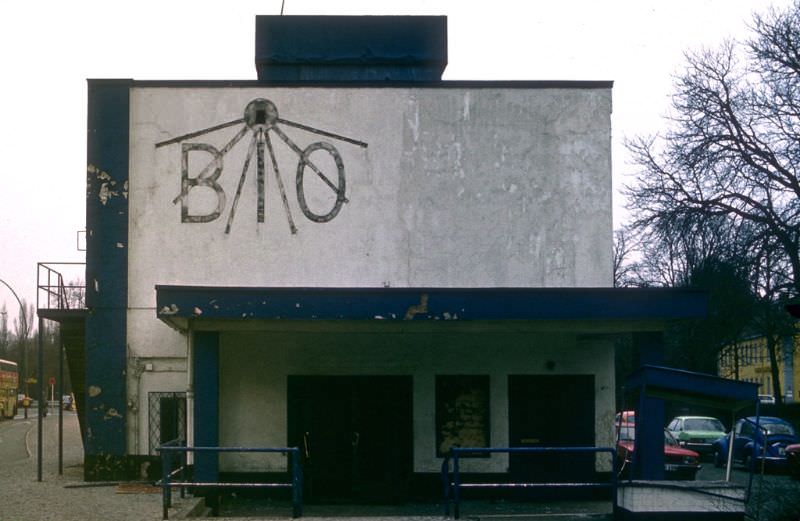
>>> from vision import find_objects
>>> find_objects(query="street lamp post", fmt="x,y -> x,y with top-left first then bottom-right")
0,278 -> 42,482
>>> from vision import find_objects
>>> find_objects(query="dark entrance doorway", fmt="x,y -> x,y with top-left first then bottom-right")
287,375 -> 412,502
508,375 -> 595,486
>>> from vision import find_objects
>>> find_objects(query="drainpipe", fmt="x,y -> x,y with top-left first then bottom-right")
128,356 -> 145,454
186,323 -> 194,465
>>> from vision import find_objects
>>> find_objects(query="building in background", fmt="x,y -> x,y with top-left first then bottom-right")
718,333 -> 798,404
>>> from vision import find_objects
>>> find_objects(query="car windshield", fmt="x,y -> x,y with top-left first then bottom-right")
683,418 -> 725,432
616,412 -> 635,424
761,422 -> 796,436
664,430 -> 679,447
618,426 -> 635,441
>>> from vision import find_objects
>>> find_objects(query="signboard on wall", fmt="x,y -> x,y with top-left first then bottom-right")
156,98 -> 368,235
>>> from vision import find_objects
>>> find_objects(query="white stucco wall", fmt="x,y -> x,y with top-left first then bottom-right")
124,85 -> 616,465
215,329 -> 615,474
127,86 -> 612,309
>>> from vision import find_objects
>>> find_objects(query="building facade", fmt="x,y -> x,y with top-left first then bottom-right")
74,16 -> 706,493
718,334 -> 798,403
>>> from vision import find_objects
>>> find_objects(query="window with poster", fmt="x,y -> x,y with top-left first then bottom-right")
435,375 -> 490,458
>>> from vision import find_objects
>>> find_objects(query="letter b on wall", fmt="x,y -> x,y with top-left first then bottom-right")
180,143 -> 226,223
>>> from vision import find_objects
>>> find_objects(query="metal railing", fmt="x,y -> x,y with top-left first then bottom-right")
156,442 -> 303,520
36,262 -> 86,311
441,446 -> 617,519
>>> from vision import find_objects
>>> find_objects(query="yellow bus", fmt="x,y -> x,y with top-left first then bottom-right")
0,358 -> 19,419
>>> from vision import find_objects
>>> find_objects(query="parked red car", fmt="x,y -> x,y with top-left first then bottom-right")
615,410 -> 636,425
616,424 -> 701,480
787,443 -> 800,480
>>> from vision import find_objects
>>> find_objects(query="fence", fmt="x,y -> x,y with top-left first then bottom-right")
157,442 -> 303,520
441,446 -> 617,519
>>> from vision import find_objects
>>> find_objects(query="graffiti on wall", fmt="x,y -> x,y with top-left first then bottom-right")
156,99 -> 368,234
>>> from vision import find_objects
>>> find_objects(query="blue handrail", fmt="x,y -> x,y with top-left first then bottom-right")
156,443 -> 303,520
441,446 -> 617,519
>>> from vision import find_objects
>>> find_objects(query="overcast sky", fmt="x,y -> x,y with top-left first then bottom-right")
0,0 -> 792,324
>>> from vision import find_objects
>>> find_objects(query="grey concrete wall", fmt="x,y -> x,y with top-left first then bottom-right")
216,329 -> 615,474
127,86 -> 612,308
124,85 -> 614,458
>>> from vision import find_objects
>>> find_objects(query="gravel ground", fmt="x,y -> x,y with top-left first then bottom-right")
0,411 -> 195,521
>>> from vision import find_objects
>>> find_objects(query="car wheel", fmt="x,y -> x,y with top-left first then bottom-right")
714,449 -> 725,468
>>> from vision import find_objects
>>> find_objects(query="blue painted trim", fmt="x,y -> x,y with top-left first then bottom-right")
85,80 -> 131,456
635,394 -> 665,480
630,334 -> 665,480
255,16 -> 447,81
156,286 -> 706,322
626,365 -> 759,408
194,331 -> 219,482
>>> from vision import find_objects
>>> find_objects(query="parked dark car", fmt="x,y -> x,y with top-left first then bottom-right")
787,443 -> 800,480
616,424 -> 701,480
712,416 -> 798,472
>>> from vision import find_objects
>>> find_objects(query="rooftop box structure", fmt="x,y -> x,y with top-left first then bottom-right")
255,15 -> 448,81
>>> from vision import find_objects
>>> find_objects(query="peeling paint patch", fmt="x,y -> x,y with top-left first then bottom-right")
404,293 -> 429,320
104,408 -> 123,420
88,164 -> 122,205
116,242 -> 125,248
88,385 -> 102,398
98,183 -> 110,205
99,182 -> 120,205
193,307 -> 203,316
87,163 -> 111,181
158,304 -> 179,315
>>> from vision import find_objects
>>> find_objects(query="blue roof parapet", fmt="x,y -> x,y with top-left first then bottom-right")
255,16 -> 448,82
626,364 -> 759,411
155,286 -> 706,330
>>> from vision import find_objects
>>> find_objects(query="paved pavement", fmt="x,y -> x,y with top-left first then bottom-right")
0,411 -> 194,521
8,412 -> 794,520
0,411 -> 614,521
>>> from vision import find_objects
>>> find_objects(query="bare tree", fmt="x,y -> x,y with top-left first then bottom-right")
623,3 -> 800,388
625,1 -> 800,295
623,214 -> 752,288
0,304 -> 9,358
613,228 -> 637,287
13,301 -> 35,383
